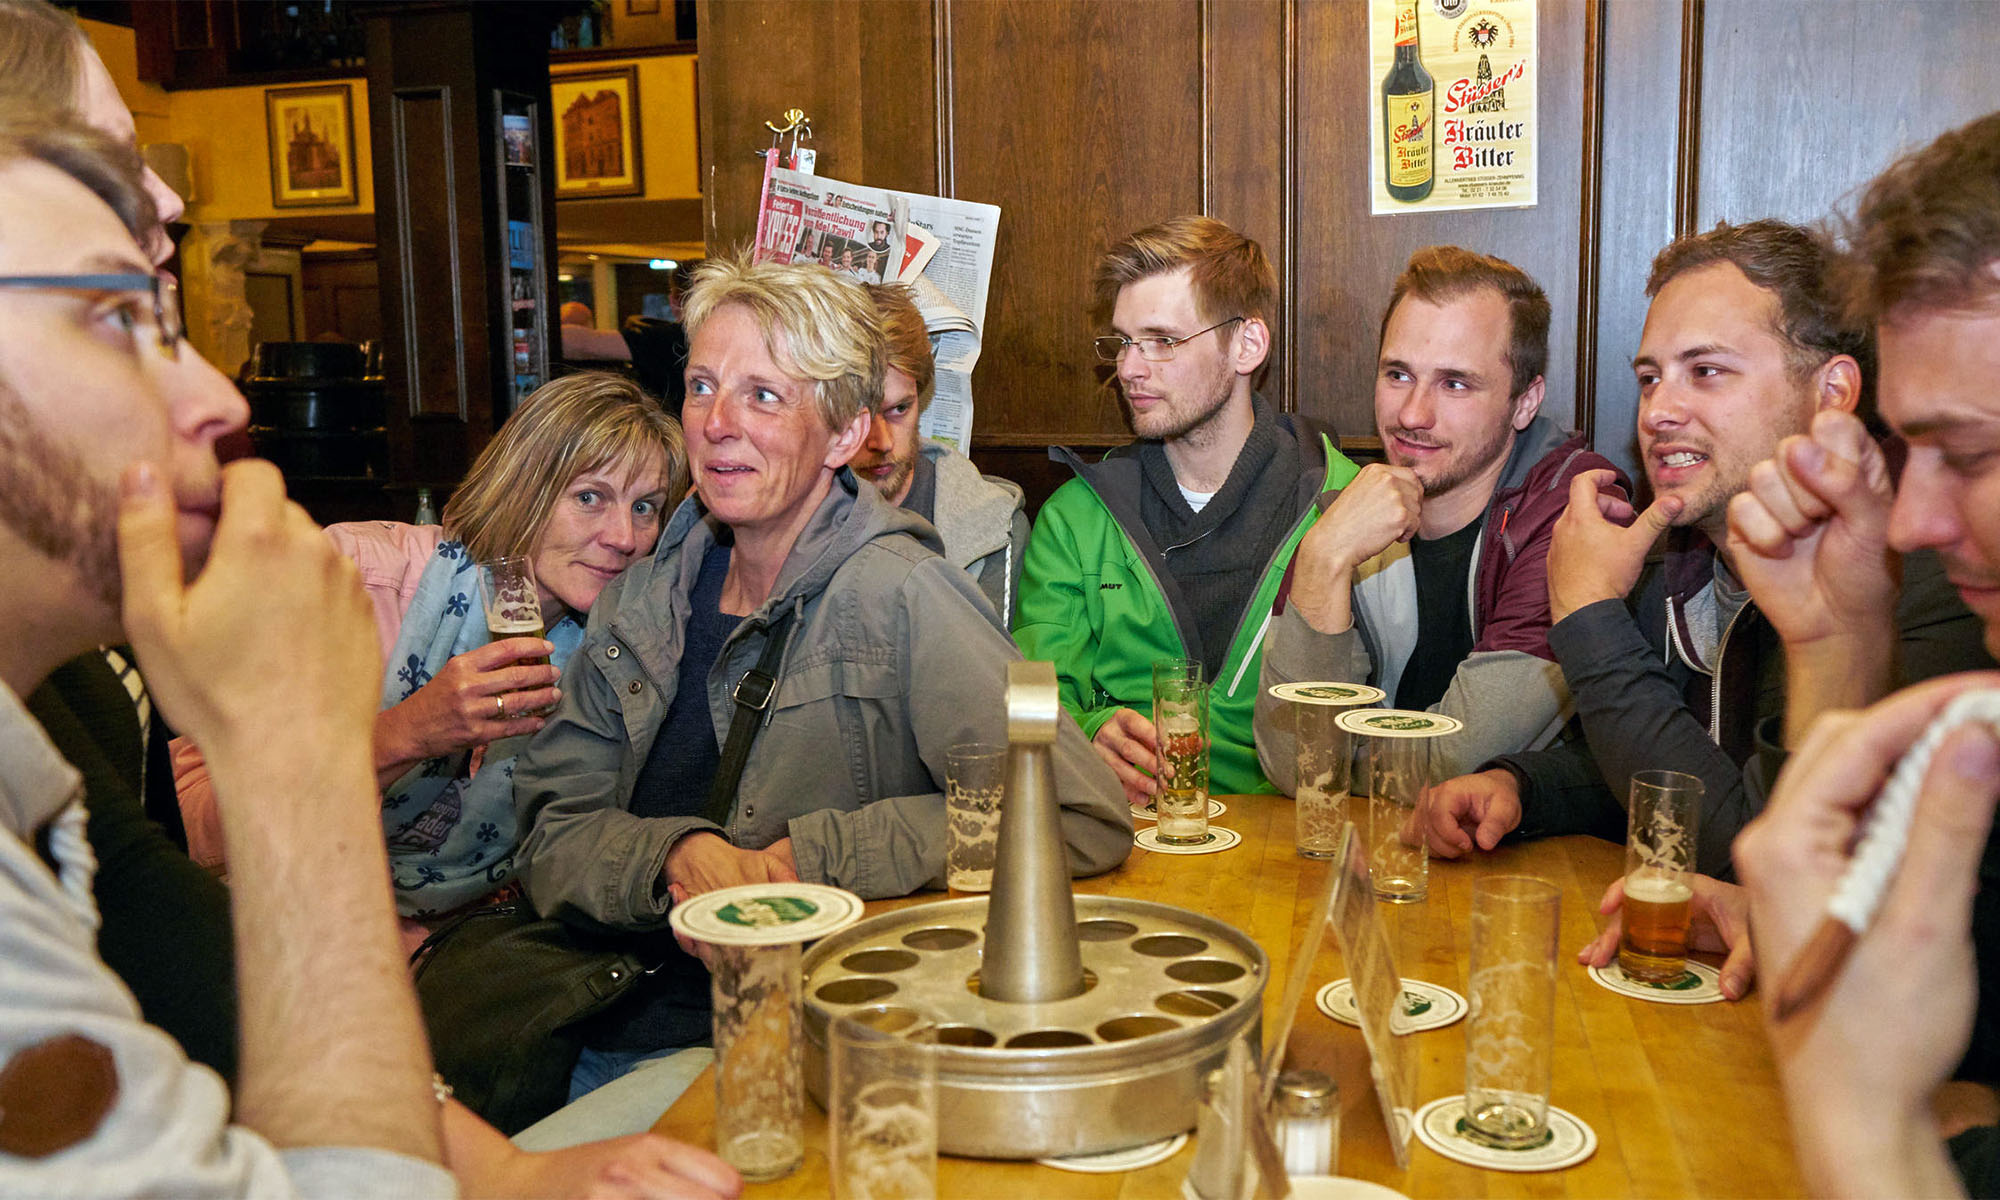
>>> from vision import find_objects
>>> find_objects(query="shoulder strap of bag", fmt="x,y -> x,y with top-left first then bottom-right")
700,604 -> 797,827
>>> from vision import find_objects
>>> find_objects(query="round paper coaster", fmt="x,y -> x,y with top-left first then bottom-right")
1130,797 -> 1226,822
1038,1131 -> 1187,1173
1335,708 -> 1466,738
1588,959 -> 1724,1004
1316,978 -> 1467,1033
1413,1095 -> 1597,1172
1268,681 -> 1386,707
1135,825 -> 1241,855
667,882 -> 864,947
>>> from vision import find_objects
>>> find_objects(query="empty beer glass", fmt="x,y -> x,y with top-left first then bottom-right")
1368,737 -> 1431,902
1620,770 -> 1704,983
1463,875 -> 1560,1147
1295,702 -> 1356,859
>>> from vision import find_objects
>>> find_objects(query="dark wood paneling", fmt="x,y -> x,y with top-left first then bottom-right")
302,253 -> 383,343
1588,0 -> 1684,480
1206,0 -> 1293,407
945,0 -> 1205,447
388,86 -> 470,420
695,1 -> 936,252
1698,1 -> 2000,230
1293,0 -> 1591,443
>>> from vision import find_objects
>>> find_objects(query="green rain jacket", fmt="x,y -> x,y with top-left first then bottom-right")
1014,416 -> 1359,794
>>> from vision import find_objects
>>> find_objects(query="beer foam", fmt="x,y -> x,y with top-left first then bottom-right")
1623,875 -> 1692,904
488,618 -> 542,636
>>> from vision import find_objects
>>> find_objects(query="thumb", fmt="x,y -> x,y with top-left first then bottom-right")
116,462 -> 186,645
1631,493 -> 1684,538
1473,796 -> 1515,850
1719,935 -> 1755,1002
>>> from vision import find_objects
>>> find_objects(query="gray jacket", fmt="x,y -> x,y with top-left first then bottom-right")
513,469 -> 1130,926
0,683 -> 452,1199
922,440 -> 1030,627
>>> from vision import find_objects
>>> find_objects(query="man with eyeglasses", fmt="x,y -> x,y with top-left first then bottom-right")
1256,246 -> 1622,789
1015,216 -> 1361,805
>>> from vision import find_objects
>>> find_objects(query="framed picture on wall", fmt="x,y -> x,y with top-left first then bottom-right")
551,66 -> 644,199
265,84 -> 358,208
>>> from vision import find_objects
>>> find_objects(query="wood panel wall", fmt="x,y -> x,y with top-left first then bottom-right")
696,0 -> 2000,505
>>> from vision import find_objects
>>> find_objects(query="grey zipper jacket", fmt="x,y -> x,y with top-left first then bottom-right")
512,469 -> 1129,927
921,440 -> 1030,628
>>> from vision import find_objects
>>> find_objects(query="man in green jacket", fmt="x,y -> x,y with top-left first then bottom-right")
1015,216 -> 1359,803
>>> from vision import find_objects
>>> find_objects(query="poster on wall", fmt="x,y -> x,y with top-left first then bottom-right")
1369,0 -> 1537,214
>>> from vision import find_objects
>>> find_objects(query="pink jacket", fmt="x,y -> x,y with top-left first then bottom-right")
174,522 -> 445,869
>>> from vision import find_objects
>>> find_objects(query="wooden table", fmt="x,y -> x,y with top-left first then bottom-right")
654,794 -> 1803,1197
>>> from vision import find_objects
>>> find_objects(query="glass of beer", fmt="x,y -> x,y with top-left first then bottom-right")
1367,737 -> 1431,902
944,743 -> 1005,893
1151,660 -> 1210,845
478,555 -> 548,660
1294,702 -> 1355,860
1619,770 -> 1704,983
1463,875 -> 1561,1147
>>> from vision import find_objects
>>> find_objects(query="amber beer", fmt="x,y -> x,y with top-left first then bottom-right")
488,617 -> 549,668
1381,0 -> 1435,202
1619,873 -> 1694,982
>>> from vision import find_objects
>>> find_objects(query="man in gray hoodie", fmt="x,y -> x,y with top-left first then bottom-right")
853,282 -> 1029,626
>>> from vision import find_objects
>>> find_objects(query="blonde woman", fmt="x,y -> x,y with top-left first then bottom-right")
177,372 -> 687,927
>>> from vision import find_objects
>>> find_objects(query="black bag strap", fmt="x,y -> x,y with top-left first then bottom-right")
700,603 -> 797,826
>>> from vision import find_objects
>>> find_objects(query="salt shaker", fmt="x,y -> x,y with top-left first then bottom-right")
1269,1069 -> 1338,1177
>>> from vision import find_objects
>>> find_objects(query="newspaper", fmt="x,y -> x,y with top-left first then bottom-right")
751,167 -> 1001,453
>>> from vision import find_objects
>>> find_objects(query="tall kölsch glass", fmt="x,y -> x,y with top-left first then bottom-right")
1151,660 -> 1210,845
1463,875 -> 1560,1147
1620,770 -> 1704,983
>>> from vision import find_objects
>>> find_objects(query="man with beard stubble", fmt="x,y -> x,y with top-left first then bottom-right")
1255,246 -> 1622,787
851,283 -> 1027,626
1016,216 -> 1360,804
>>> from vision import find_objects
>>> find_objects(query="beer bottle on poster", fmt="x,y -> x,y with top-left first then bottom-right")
1382,0 -> 1435,202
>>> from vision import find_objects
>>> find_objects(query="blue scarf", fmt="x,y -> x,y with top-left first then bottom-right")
377,539 -> 582,918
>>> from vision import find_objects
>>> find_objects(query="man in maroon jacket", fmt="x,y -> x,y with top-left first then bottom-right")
1256,246 -> 1624,786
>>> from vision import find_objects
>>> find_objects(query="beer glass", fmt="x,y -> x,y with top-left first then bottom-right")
1463,875 -> 1560,1148
1620,770 -> 1704,983
944,742 -> 1005,893
1151,660 -> 1210,845
711,941 -> 805,1181
1294,703 -> 1355,859
477,555 -> 548,664
830,1017 -> 939,1200
1368,737 -> 1431,902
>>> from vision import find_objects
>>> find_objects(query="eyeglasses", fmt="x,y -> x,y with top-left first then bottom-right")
1093,316 -> 1244,363
0,272 -> 183,358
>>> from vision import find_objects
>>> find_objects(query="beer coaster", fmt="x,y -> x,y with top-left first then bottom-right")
1268,681 -> 1386,707
1129,797 -> 1226,821
667,882 -> 864,946
1134,825 -> 1241,855
1335,709 -> 1466,738
1037,1131 -> 1187,1173
1412,1095 -> 1597,1172
1587,959 -> 1724,1004
1317,978 -> 1466,1032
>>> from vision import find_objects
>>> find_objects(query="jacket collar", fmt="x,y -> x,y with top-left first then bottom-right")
919,440 -> 1023,567
0,679 -> 83,841
611,468 -> 945,659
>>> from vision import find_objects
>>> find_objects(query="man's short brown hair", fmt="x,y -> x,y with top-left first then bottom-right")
1091,215 -> 1275,330
867,282 -> 936,413
1378,246 -> 1549,399
1839,111 -> 2000,326
1648,219 -> 1874,416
